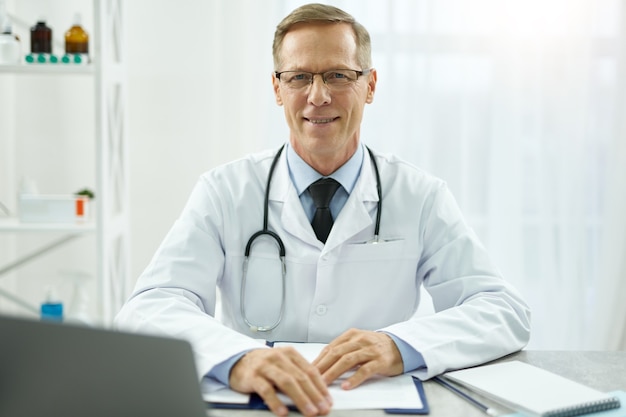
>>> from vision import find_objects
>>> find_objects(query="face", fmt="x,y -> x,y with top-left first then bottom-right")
272,22 -> 377,174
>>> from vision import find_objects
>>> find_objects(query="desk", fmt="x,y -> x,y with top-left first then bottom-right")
207,350 -> 626,417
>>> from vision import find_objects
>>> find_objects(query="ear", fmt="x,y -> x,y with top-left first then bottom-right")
365,68 -> 377,104
272,72 -> 283,106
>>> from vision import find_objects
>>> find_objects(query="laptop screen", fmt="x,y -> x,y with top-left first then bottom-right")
0,315 -> 209,417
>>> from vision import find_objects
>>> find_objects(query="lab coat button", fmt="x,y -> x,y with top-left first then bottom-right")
315,304 -> 327,315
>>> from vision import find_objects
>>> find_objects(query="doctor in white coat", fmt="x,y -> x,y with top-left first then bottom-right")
115,4 -> 530,417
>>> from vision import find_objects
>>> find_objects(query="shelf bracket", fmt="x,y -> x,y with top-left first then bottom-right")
0,234 -> 81,278
0,288 -> 39,314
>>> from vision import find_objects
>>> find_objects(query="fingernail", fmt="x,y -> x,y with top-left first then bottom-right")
326,395 -> 334,406
318,401 -> 329,413
341,380 -> 352,390
305,404 -> 318,415
277,405 -> 289,416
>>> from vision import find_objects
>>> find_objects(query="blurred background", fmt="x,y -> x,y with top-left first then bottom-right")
0,0 -> 624,350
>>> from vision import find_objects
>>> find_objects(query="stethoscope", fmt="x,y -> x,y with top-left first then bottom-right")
241,144 -> 383,332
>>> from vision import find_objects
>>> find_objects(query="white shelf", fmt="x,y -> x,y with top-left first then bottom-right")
0,217 -> 96,233
0,64 -> 95,75
1,0 -> 130,324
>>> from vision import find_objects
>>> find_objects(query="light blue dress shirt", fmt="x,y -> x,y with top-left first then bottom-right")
286,141 -> 361,222
208,142 -> 425,385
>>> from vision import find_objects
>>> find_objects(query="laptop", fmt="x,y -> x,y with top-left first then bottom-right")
0,314 -> 210,417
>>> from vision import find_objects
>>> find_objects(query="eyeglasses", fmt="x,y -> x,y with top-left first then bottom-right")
275,68 -> 371,90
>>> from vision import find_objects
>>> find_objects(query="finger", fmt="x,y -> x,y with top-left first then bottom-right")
270,372 -> 323,417
313,329 -> 356,364
287,349 -> 333,408
279,364 -> 331,414
229,348 -> 332,415
315,330 -> 404,386
340,362 -> 378,390
267,348 -> 332,415
320,348 -> 367,385
313,338 -> 357,375
252,378 -> 289,417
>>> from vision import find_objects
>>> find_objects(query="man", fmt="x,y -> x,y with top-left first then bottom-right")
115,4 -> 530,417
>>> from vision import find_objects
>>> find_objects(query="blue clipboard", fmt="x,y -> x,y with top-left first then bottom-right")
210,377 -> 429,414
385,377 -> 430,414
211,341 -> 429,414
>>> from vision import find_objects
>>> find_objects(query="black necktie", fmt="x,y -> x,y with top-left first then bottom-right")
308,178 -> 341,243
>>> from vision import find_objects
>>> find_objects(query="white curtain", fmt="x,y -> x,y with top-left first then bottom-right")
200,0 -> 626,349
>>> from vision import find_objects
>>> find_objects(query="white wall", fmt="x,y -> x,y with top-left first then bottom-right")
126,1 -> 286,282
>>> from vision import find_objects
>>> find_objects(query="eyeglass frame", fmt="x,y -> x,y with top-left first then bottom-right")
274,68 -> 372,89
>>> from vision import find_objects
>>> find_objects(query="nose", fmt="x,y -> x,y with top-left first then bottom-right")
307,74 -> 331,106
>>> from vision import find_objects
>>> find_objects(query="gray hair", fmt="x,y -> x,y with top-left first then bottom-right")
272,3 -> 372,70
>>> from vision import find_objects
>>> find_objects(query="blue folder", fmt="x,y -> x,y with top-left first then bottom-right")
211,341 -> 429,414
210,377 -> 429,414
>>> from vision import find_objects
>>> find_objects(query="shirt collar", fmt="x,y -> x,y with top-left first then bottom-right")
286,142 -> 364,196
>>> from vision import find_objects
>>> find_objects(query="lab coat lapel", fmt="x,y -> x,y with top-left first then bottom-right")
324,151 -> 380,251
267,147 -> 381,249
268,153 -> 318,244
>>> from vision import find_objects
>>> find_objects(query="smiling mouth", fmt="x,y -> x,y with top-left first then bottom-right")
305,117 -> 338,124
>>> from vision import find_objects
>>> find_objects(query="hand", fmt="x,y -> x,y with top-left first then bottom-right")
229,347 -> 332,417
312,328 -> 404,390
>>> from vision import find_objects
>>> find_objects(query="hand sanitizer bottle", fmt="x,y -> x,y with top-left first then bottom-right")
40,287 -> 64,322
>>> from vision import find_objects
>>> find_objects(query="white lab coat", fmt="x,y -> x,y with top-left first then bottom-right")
114,146 -> 530,381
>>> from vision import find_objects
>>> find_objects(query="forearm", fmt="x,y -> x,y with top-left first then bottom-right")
114,287 -> 268,379
381,285 -> 531,379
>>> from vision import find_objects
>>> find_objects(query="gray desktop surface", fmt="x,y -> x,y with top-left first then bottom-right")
208,350 -> 626,417
3,313 -> 624,417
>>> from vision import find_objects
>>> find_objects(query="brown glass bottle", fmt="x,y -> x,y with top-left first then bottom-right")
65,14 -> 88,54
30,20 -> 52,53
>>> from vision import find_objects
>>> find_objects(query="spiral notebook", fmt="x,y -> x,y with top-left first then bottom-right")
443,360 -> 621,417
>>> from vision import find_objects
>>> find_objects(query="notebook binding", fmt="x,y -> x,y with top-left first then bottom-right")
544,396 -> 621,417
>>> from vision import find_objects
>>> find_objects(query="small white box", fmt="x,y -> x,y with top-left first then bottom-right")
19,194 -> 91,223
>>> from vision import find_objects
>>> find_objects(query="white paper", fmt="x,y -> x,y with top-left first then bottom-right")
202,378 -> 250,404
201,342 -> 423,410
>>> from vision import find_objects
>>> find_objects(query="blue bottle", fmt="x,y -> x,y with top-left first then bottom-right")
41,289 -> 63,322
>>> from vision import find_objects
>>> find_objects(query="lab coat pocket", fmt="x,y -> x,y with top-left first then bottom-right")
324,238 -> 419,328
341,237 -> 408,261
334,237 -> 414,281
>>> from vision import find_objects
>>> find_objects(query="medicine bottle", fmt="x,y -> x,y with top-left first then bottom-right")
64,13 -> 88,54
30,19 -> 52,54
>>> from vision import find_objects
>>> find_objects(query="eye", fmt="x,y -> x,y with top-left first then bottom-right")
286,72 -> 312,83
325,71 -> 355,84
326,72 -> 346,80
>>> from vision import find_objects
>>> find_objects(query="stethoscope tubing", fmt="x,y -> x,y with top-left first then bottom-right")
241,144 -> 381,332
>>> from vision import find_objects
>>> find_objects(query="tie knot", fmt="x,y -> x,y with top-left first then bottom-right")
308,178 -> 340,209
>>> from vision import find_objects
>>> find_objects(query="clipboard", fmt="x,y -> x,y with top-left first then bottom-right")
383,377 -> 430,414
207,341 -> 429,414
209,378 -> 429,414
